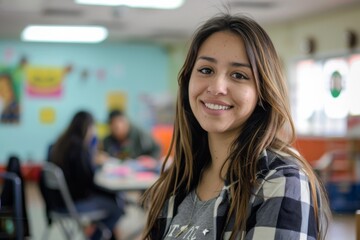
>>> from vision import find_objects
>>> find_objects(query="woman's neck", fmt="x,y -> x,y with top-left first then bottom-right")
196,133 -> 234,201
207,132 -> 234,176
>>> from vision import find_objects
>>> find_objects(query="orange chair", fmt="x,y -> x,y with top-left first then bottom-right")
152,125 -> 174,159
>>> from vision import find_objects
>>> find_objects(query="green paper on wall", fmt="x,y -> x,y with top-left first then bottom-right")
330,70 -> 342,98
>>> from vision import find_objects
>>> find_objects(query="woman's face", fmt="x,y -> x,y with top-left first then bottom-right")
188,31 -> 258,139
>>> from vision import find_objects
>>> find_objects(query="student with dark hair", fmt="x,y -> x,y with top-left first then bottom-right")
141,14 -> 331,240
48,110 -> 124,240
102,109 -> 161,160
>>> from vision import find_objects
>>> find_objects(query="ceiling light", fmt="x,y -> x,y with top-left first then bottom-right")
21,25 -> 108,43
75,0 -> 185,9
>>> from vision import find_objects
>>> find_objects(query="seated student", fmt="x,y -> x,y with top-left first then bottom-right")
47,110 -> 124,240
102,109 -> 161,160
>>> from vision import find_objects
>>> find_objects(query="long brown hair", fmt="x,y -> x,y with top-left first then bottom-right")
142,14 -> 330,239
51,110 -> 94,166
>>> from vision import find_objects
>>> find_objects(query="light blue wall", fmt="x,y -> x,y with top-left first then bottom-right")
0,41 -> 170,163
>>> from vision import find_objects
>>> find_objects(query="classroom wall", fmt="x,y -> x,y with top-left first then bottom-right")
166,43 -> 188,93
0,41 -> 170,163
264,4 -> 360,76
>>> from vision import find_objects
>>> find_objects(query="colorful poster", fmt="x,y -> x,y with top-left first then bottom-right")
26,66 -> 68,98
0,66 -> 23,123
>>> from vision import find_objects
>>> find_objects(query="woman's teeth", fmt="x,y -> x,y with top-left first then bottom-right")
205,103 -> 230,110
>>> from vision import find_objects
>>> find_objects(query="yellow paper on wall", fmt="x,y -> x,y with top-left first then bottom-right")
107,91 -> 127,111
40,107 -> 55,124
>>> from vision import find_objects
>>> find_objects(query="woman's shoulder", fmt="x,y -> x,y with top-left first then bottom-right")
248,150 -> 319,240
253,149 -> 311,202
256,149 -> 306,181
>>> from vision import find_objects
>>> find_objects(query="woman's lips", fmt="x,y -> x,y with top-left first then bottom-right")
204,102 -> 231,110
201,100 -> 233,111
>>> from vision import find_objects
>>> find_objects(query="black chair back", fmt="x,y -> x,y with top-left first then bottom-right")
0,155 -> 30,239
0,172 -> 23,240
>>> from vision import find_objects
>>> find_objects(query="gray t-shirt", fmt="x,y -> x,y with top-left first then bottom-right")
164,191 -> 216,240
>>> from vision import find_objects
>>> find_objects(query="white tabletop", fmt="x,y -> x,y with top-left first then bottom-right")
94,158 -> 159,191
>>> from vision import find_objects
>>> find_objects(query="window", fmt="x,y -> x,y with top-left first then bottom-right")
293,53 -> 360,136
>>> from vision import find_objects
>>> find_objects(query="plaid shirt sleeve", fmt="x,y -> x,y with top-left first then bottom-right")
245,162 -> 317,240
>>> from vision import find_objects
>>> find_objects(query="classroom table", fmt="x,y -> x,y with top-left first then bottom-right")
94,157 -> 160,192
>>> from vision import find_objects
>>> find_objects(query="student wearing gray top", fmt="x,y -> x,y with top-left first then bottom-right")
141,13 -> 331,240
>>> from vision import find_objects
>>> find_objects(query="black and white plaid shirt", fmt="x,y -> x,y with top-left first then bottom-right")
151,149 -> 321,240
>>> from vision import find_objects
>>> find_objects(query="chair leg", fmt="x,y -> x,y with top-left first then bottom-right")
58,219 -> 79,239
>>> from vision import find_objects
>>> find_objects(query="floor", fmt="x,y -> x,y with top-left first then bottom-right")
25,182 -> 145,240
23,182 -> 356,240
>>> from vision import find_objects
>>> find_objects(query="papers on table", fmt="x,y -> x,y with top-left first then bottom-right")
95,157 -> 160,191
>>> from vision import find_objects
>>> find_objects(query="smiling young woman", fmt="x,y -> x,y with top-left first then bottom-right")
141,13 -> 331,240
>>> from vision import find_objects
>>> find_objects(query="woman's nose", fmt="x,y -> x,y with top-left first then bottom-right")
206,74 -> 228,95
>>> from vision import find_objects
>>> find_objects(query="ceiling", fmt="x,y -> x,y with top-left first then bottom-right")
0,0 -> 360,43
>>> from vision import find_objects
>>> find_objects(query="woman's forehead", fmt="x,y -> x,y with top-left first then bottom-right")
196,31 -> 249,65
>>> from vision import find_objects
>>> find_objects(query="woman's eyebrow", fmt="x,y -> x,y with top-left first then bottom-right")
197,56 -> 217,63
197,55 -> 251,68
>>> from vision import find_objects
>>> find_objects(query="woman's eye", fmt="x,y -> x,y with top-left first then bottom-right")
198,68 -> 213,75
232,72 -> 248,80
